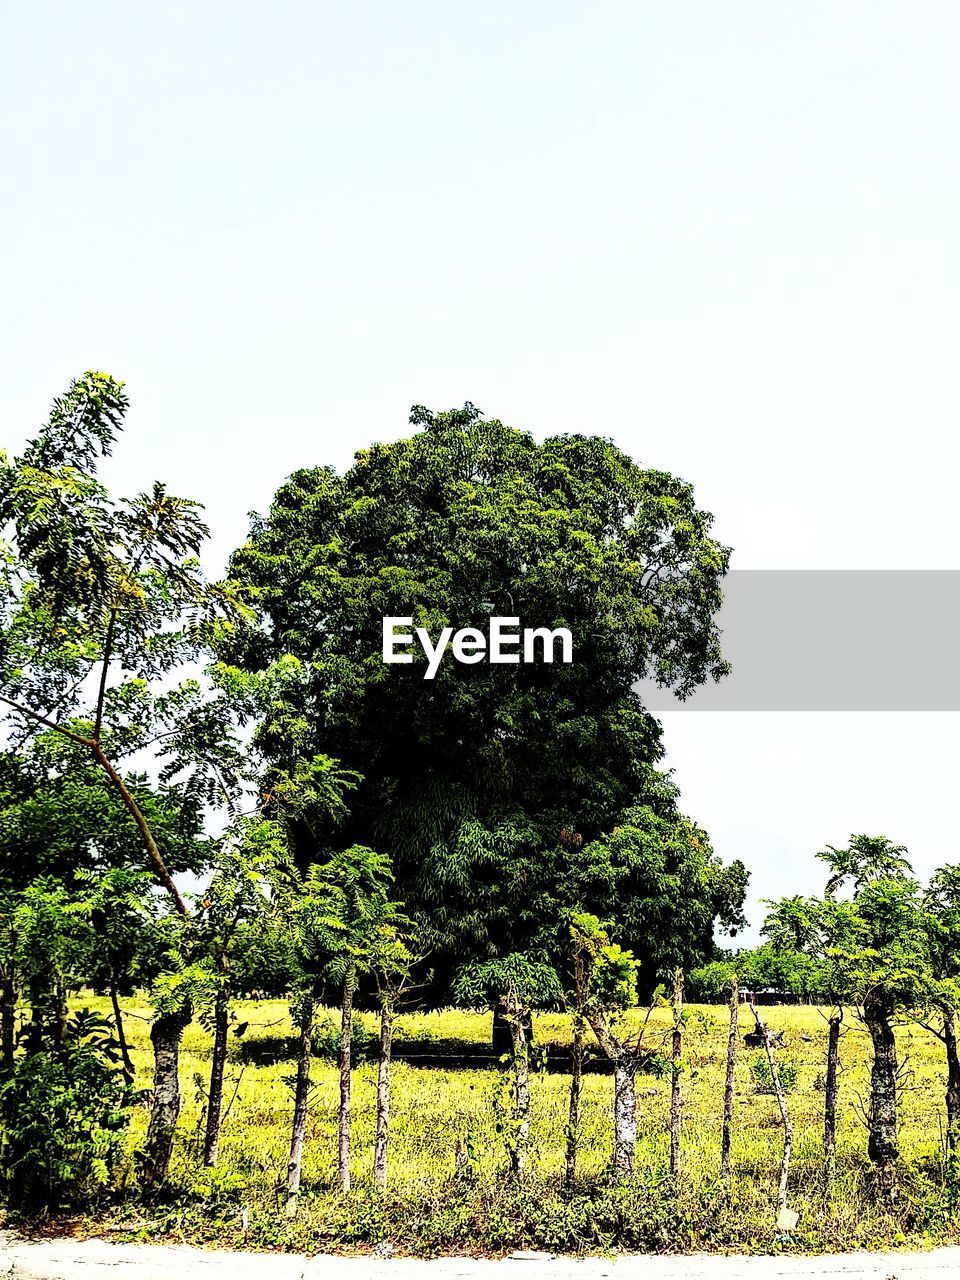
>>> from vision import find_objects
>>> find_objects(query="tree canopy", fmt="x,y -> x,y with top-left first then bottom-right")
222,404 -> 745,991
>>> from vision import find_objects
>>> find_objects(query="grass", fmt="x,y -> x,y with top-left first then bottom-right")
11,997 -> 960,1255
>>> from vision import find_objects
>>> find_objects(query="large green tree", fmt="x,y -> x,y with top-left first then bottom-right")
223,404 -> 743,990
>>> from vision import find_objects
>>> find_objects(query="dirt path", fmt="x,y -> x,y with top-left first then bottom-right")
3,1236 -> 960,1280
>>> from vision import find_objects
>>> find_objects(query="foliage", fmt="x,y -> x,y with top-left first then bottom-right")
221,403 -> 742,993
687,945 -> 825,1001
819,836 -> 912,898
35,993 -> 960,1255
565,806 -> 747,988
453,953 -> 563,1011
0,372 -> 248,913
750,1053 -> 798,1095
569,913 -> 639,1017
0,1010 -> 136,1205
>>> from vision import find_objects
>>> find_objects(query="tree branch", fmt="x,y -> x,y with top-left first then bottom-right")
91,743 -> 188,916
0,691 -> 93,747
93,607 -> 118,742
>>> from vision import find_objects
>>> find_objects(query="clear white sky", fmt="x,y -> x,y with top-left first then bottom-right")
3,2 -> 960,937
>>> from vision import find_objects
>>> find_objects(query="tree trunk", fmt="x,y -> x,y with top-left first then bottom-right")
669,967 -> 683,1177
0,967 -> 15,1077
943,1006 -> 960,1167
284,994 -> 314,1216
373,998 -> 394,1188
863,987 -> 899,1203
142,1003 -> 192,1188
720,977 -> 739,1190
493,1001 -> 532,1055
203,984 -> 230,1167
823,1010 -> 842,1188
749,1001 -> 792,1218
565,1008 -> 584,1186
109,976 -> 135,1079
612,1055 -> 638,1177
338,968 -> 355,1193
508,1007 -> 531,1176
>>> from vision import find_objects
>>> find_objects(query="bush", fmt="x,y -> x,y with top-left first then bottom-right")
311,1014 -> 377,1061
0,1011 -> 136,1205
750,1053 -> 798,1094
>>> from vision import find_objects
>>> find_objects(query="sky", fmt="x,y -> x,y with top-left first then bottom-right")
2,2 -> 960,938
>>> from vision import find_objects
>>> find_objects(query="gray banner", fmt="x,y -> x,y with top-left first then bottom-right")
638,570 -> 960,711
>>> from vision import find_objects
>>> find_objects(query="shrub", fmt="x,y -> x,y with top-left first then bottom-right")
750,1053 -> 798,1094
0,1011 -> 136,1205
311,1014 -> 376,1061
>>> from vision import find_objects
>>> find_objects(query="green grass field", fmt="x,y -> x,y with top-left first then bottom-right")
44,996 -> 960,1255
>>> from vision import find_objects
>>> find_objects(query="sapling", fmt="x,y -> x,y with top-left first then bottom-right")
569,913 -> 655,1179
275,841 -> 405,1207
373,938 -> 419,1188
194,819 -> 282,1166
817,839 -> 933,1204
454,952 -> 562,1178
923,866 -> 960,1166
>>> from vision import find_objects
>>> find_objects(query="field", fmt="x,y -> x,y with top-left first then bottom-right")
37,996 -> 960,1256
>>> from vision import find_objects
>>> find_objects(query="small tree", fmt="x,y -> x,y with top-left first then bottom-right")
569,913 -> 648,1178
194,819 -> 280,1166
816,838 -> 933,1204
761,893 -> 843,1189
455,953 -> 562,1177
81,867 -> 157,1079
372,929 -> 418,1188
279,842 -> 405,1209
922,866 -> 960,1168
0,1009 -> 136,1206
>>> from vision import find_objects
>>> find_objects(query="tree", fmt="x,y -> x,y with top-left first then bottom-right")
819,835 -> 912,898
801,838 -> 934,1204
276,831 -> 406,1210
0,737 -> 208,1081
565,805 -> 747,993
455,953 -> 563,1177
221,404 -> 740,997
0,372 -> 245,1185
569,913 -> 648,1178
760,893 -> 846,1189
193,820 -> 279,1166
372,927 -> 418,1189
322,844 -> 405,1194
12,877 -> 99,1053
922,866 -> 960,1165
81,866 -> 158,1079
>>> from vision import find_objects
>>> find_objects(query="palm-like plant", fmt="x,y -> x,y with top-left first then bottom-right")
760,894 -> 824,951
818,834 -> 912,897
